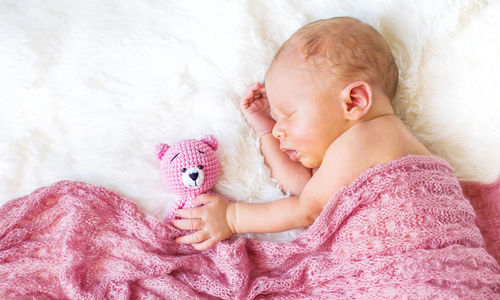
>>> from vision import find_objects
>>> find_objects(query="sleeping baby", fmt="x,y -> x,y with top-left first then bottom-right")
171,16 -> 432,249
169,17 -> 478,255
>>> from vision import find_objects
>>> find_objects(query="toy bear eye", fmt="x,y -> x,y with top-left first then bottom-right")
198,165 -> 203,170
182,168 -> 187,173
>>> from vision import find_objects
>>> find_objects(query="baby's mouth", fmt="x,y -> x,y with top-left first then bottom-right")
281,147 -> 299,161
287,150 -> 298,161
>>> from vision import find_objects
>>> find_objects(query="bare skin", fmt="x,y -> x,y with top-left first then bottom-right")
240,82 -> 312,196
171,55 -> 431,252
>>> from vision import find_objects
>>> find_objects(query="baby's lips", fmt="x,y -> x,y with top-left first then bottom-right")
280,146 -> 290,153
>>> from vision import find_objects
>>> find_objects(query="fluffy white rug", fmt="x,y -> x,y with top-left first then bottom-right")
1,0 -> 499,242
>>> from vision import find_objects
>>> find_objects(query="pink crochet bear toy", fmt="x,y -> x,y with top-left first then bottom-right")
155,135 -> 220,222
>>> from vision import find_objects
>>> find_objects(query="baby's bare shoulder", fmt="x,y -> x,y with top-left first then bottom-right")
321,124 -> 376,182
299,127 -> 373,220
300,117 -> 430,220
334,116 -> 431,167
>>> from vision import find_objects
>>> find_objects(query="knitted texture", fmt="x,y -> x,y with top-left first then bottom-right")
1,155 -> 499,299
156,135 -> 220,222
461,176 -> 500,265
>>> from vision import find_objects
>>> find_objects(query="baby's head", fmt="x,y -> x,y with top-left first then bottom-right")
265,16 -> 398,168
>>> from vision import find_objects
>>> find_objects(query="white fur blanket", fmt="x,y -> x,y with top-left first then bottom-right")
1,0 -> 499,242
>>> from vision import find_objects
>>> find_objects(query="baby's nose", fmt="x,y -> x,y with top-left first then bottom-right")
189,172 -> 199,181
272,123 -> 286,139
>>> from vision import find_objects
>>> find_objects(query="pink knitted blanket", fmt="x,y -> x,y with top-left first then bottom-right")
1,155 -> 499,299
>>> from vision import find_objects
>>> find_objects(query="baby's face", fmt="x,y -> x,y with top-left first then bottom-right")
265,59 -> 349,168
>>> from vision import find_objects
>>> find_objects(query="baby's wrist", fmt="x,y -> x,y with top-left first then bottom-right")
226,203 -> 238,234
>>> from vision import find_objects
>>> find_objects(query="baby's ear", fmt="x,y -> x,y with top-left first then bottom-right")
341,81 -> 373,120
155,143 -> 170,161
200,135 -> 218,151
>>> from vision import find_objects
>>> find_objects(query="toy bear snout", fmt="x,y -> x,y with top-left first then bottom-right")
182,165 -> 205,188
189,172 -> 198,181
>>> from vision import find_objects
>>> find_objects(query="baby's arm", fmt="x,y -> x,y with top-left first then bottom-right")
240,83 -> 312,196
227,138 -> 361,234
173,130 -> 371,249
258,134 -> 312,196
228,195 -> 309,233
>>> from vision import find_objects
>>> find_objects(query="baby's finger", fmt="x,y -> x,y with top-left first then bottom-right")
240,96 -> 252,110
191,194 -> 213,206
241,88 -> 255,101
192,238 -> 217,251
243,88 -> 254,99
175,207 -> 203,219
175,230 -> 209,245
171,218 -> 203,231
243,83 -> 260,95
240,93 -> 259,111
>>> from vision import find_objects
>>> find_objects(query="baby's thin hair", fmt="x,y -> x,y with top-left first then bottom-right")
273,17 -> 399,99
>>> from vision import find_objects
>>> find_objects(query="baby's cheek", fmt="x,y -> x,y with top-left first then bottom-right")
295,125 -> 317,144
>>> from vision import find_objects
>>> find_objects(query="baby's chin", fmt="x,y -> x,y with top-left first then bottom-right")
299,156 -> 321,169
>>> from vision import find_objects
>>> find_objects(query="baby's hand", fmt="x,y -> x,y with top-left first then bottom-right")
239,82 -> 276,137
171,193 -> 235,251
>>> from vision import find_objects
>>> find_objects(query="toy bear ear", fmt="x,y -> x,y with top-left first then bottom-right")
155,143 -> 170,161
200,134 -> 218,151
